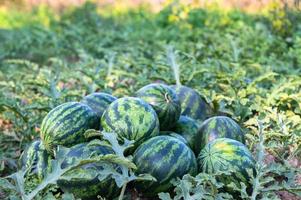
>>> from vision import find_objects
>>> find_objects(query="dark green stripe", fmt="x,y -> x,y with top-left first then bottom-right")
41,103 -> 78,133
185,90 -> 198,117
112,101 -> 121,120
124,115 -> 133,139
42,103 -> 81,135
85,98 -> 108,109
134,137 -> 164,160
44,106 -> 85,139
134,136 -> 197,190
57,109 -> 92,141
102,112 -> 115,132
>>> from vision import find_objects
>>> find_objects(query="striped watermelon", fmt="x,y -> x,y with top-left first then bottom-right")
57,142 -> 120,199
40,102 -> 98,153
171,85 -> 212,122
136,83 -> 181,130
198,138 -> 255,187
159,131 -> 188,145
172,115 -> 199,152
195,116 -> 245,154
133,135 -> 197,196
19,140 -> 52,181
81,92 -> 117,128
101,97 -> 160,147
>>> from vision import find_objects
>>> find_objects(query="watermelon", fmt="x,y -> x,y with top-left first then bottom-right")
198,138 -> 255,187
136,83 -> 181,130
57,142 -> 120,199
159,131 -> 188,145
172,115 -> 199,152
195,116 -> 245,154
40,102 -> 98,153
19,140 -> 52,181
101,97 -> 160,147
133,135 -> 197,196
81,92 -> 117,128
171,85 -> 212,122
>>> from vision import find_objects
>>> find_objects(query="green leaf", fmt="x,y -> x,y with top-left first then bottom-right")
158,192 -> 172,200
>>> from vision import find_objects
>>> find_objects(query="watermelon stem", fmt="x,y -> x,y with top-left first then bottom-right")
164,92 -> 172,103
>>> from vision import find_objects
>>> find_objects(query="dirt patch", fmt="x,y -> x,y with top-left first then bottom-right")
277,191 -> 301,200
0,118 -> 13,131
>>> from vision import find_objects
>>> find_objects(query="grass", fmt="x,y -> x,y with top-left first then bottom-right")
0,1 -> 300,199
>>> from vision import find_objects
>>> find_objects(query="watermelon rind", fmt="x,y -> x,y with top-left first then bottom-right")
159,131 -> 189,145
19,140 -> 52,181
40,102 -> 98,153
171,85 -> 212,122
81,92 -> 117,127
195,116 -> 245,154
172,115 -> 199,152
198,138 -> 255,188
136,83 -> 181,130
57,142 -> 120,199
101,97 -> 160,147
133,135 -> 197,196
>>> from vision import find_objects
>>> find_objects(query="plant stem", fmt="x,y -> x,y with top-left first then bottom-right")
251,121 -> 265,200
107,52 -> 115,78
118,183 -> 127,200
167,46 -> 181,86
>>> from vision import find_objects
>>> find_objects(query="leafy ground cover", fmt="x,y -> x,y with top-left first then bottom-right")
0,2 -> 300,199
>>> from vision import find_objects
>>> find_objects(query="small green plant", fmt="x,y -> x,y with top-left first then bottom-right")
0,131 -> 155,200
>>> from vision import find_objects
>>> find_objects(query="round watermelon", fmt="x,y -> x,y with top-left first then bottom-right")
159,131 -> 188,145
57,142 -> 120,199
133,135 -> 197,196
198,138 -> 255,187
171,85 -> 212,122
172,115 -> 199,152
40,102 -> 98,153
136,83 -> 181,130
19,140 -> 52,181
195,116 -> 245,154
81,92 -> 117,128
101,97 -> 160,147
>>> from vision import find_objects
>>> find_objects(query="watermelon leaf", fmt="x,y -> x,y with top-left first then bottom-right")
158,193 -> 172,200
61,193 -> 75,200
0,178 -> 17,192
101,131 -> 135,157
0,144 -> 138,200
0,169 -> 27,199
98,131 -> 156,200
100,131 -> 156,185
159,173 -> 234,200
247,120 -> 301,199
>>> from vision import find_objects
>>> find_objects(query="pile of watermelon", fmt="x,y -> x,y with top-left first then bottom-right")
20,83 -> 255,199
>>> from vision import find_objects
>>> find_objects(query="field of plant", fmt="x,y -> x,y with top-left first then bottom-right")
0,1 -> 301,200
